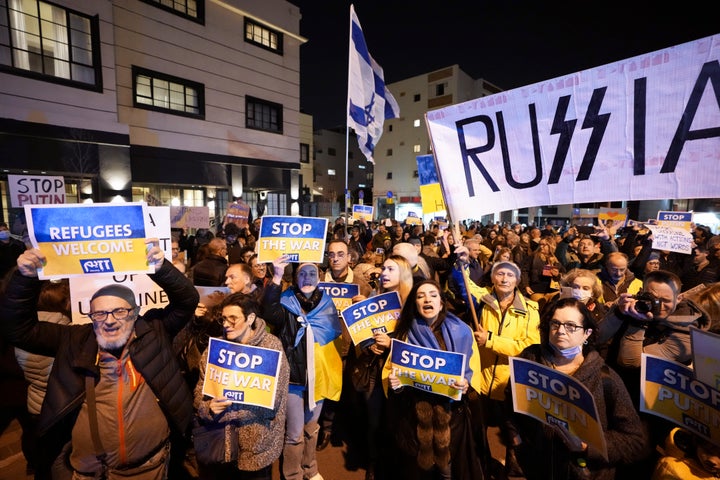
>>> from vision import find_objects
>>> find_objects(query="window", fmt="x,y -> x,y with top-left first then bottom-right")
0,0 -> 101,89
300,143 -> 309,164
414,93 -> 421,102
133,66 -> 204,118
386,149 -> 393,156
358,164 -> 365,170
328,147 -> 336,156
244,18 -> 283,54
413,119 -> 421,127
435,83 -> 446,96
386,172 -> 392,180
140,0 -> 203,22
328,169 -> 336,176
246,96 -> 283,133
413,170 -> 419,178
413,145 -> 421,153
388,124 -> 393,132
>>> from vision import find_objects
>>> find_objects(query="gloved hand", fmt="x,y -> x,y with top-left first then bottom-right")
550,423 -> 587,453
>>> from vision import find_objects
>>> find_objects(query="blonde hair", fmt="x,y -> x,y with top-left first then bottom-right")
380,254 -> 413,304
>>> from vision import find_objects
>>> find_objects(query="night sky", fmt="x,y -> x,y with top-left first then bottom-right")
288,1 -> 718,129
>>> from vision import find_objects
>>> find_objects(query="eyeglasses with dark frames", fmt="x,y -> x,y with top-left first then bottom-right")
548,320 -> 584,334
88,307 -> 135,323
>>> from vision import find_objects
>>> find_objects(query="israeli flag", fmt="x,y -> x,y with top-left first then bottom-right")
347,4 -> 400,164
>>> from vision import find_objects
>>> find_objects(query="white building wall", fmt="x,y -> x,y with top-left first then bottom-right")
112,0 -> 302,164
0,0 -> 127,135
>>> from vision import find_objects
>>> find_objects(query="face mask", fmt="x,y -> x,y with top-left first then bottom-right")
551,343 -> 583,359
0,231 -> 9,240
571,288 -> 592,304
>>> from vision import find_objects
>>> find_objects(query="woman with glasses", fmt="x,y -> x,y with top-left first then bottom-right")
505,297 -> 648,480
248,254 -> 272,291
193,294 -> 289,480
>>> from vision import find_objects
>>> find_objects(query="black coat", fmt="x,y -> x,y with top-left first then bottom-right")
0,261 -> 199,465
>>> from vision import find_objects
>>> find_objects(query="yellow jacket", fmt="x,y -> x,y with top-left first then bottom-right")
466,283 -> 540,400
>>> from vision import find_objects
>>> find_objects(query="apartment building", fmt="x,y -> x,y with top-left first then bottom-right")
0,0 -> 305,229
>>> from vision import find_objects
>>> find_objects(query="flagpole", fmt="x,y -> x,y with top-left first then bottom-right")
345,5 -> 353,235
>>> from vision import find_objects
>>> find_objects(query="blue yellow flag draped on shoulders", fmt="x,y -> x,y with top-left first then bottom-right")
347,4 -> 399,164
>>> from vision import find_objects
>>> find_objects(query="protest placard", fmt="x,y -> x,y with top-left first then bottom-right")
341,291 -> 401,347
170,206 -> 210,229
25,203 -> 152,279
318,282 -> 359,315
8,174 -> 65,207
387,339 -> 465,401
201,337 -> 282,409
352,204 -> 374,222
417,154 -> 446,216
641,353 -> 720,445
691,328 -> 720,391
656,210 -> 693,230
225,201 -> 251,228
256,215 -> 328,263
646,225 -> 693,254
69,273 -> 169,324
510,357 -> 608,460
196,286 -> 230,307
146,206 -> 172,261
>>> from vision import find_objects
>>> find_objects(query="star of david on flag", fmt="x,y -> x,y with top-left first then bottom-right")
347,4 -> 400,164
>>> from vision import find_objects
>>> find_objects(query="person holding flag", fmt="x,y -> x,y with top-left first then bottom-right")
263,258 -> 343,480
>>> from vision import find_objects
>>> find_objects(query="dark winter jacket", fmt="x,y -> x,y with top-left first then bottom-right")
0,260 -> 199,467
191,254 -> 228,286
507,346 -> 649,480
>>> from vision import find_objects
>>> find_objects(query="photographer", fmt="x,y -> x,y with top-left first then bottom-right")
598,269 -> 709,405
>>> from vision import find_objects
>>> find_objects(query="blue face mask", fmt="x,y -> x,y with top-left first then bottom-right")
551,343 -> 583,359
0,230 -> 9,240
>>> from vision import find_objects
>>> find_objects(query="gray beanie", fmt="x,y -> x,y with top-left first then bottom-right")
491,261 -> 521,280
90,284 -> 137,308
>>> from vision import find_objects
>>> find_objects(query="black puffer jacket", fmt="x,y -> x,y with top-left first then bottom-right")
0,261 -> 199,463
262,282 -> 308,385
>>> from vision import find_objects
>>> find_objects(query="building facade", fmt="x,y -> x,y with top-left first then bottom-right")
370,65 -> 501,222
1,0 -> 304,231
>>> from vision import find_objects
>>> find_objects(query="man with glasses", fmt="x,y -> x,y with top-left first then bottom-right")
0,241 -> 199,479
316,240 -> 371,451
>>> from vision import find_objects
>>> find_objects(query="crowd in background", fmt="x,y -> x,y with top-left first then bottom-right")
2,214 -> 720,480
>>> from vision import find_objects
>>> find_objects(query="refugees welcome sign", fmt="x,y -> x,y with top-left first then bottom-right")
426,34 -> 720,221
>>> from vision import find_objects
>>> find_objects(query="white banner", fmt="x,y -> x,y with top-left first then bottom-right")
426,34 -> 720,221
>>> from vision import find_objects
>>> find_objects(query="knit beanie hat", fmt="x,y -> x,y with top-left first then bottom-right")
90,284 -> 137,308
648,251 -> 661,262
491,261 -> 521,279
297,263 -> 318,277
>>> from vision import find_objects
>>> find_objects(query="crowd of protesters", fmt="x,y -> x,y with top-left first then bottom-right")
2,213 -> 720,480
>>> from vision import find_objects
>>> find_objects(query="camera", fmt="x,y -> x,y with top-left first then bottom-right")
368,272 -> 380,290
634,292 -> 661,316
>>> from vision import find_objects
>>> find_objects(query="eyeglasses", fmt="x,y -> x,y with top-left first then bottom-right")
328,252 -> 346,259
548,320 -> 584,334
88,307 -> 135,323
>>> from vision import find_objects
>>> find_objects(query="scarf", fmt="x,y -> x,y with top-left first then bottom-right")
407,312 -> 477,386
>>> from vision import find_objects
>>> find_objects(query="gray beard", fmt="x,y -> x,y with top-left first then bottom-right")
95,325 -> 134,351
